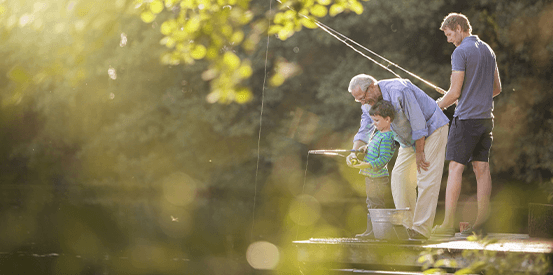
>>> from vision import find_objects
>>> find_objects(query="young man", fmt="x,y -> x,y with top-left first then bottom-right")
351,100 -> 397,239
432,13 -> 502,237
347,74 -> 449,240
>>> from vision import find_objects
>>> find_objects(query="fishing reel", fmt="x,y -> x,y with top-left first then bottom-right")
350,151 -> 366,165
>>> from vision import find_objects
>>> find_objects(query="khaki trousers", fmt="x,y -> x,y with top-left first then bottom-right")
391,124 -> 448,237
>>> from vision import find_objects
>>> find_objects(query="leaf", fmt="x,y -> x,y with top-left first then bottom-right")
160,20 -> 177,36
206,46 -> 218,60
221,25 -> 233,38
239,10 -> 253,24
455,268 -> 476,274
329,4 -> 344,16
149,0 -> 164,14
274,12 -> 285,24
277,28 -> 292,40
418,255 -> 430,263
435,259 -> 456,268
268,25 -> 282,35
238,64 -> 252,79
310,4 -> 327,17
165,37 -> 176,48
185,17 -> 201,33
234,88 -> 252,104
164,0 -> 178,8
423,268 -> 444,274
300,17 -> 318,29
140,10 -> 155,23
191,45 -> 207,60
467,234 -> 479,241
269,73 -> 285,87
230,30 -> 244,43
350,1 -> 363,15
223,52 -> 240,70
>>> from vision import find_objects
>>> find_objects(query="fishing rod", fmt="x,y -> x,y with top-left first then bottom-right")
308,149 -> 367,166
276,0 -> 444,93
308,149 -> 365,158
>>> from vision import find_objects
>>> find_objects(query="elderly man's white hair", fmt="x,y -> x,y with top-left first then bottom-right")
348,74 -> 377,94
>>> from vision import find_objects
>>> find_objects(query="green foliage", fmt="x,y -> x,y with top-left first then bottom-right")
134,0 -> 369,104
420,234 -> 551,275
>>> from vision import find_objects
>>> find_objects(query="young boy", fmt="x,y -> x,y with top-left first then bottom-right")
351,100 -> 397,239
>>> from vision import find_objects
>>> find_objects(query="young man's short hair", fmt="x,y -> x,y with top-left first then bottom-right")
369,100 -> 395,121
440,13 -> 472,33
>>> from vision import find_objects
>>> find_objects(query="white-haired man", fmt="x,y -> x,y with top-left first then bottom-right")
347,74 -> 449,239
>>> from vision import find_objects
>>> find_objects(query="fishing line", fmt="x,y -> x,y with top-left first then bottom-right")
313,19 -> 439,90
311,20 -> 401,79
250,0 -> 273,243
278,0 -> 440,90
296,152 -> 311,240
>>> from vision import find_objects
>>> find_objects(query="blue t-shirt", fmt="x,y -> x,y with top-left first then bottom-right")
451,35 -> 497,119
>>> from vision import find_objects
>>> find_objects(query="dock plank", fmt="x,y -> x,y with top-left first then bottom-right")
294,234 -> 553,273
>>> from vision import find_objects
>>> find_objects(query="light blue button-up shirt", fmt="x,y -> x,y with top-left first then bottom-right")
354,78 -> 449,148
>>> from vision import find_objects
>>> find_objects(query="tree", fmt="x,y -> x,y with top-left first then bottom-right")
133,0 -> 369,103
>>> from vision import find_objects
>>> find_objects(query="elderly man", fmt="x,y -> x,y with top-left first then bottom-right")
347,74 -> 449,239
432,13 -> 502,237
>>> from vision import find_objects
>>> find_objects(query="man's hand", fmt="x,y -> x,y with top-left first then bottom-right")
415,137 -> 429,173
436,97 -> 446,110
416,150 -> 430,173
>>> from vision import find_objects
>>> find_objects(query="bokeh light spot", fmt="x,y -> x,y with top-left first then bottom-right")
19,14 -> 32,27
120,33 -> 127,47
289,194 -> 321,226
246,241 -> 280,270
108,66 -> 117,80
161,172 -> 197,206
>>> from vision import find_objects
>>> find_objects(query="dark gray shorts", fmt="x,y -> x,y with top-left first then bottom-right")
446,117 -> 493,165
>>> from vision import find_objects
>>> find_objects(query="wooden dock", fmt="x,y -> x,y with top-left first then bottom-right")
294,233 -> 553,274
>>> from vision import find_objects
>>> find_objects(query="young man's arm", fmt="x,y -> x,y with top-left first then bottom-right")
492,67 -> 502,97
437,71 -> 464,110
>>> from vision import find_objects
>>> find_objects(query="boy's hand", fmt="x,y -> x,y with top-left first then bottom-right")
358,144 -> 368,153
346,153 -> 357,167
353,161 -> 373,169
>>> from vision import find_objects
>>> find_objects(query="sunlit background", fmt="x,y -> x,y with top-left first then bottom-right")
1,0 -> 552,274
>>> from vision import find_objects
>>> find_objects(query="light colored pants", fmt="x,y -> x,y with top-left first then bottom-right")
391,124 -> 448,237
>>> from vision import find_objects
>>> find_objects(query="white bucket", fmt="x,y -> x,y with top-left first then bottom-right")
368,208 -> 411,240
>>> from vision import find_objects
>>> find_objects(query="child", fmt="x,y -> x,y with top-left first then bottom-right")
351,100 -> 397,239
